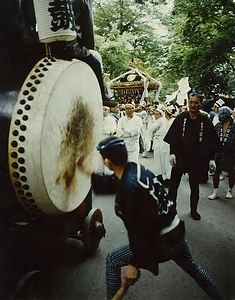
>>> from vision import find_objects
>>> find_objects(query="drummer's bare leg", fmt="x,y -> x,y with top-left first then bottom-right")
106,244 -> 133,299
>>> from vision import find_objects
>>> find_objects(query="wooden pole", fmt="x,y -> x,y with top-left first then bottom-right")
45,43 -> 51,57
112,279 -> 132,300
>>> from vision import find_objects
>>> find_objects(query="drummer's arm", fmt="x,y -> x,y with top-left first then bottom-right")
77,155 -> 94,176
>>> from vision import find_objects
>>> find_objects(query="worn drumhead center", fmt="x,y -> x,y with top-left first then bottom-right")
8,57 -> 102,216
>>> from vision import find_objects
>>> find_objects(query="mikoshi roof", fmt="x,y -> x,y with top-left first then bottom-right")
105,68 -> 162,103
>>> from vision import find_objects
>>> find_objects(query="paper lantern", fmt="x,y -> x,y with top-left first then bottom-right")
33,0 -> 76,43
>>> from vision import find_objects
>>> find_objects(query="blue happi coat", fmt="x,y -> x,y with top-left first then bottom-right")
115,162 -> 184,274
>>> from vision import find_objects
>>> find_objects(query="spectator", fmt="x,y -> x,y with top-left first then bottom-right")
95,106 -> 116,175
134,102 -> 147,119
164,91 -> 220,220
109,101 -> 122,128
212,99 -> 225,126
208,106 -> 235,200
116,103 -> 142,163
135,102 -> 147,153
102,106 -> 116,138
96,136 -> 228,300
161,104 -> 177,187
149,108 -> 167,184
142,106 -> 155,157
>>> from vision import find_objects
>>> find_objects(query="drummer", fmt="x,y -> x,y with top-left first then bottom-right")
96,136 -> 228,300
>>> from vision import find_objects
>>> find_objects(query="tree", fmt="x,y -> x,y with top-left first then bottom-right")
166,0 -> 235,97
93,0 -> 168,80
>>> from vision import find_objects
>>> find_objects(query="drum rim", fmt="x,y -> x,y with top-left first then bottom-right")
8,57 -> 102,216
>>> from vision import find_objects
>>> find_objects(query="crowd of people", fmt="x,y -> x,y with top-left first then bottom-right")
96,135 -> 230,300
5,2 -> 233,299
94,91 -> 235,300
97,93 -> 235,222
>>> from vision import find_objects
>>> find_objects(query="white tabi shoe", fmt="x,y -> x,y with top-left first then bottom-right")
225,191 -> 233,199
208,192 -> 218,200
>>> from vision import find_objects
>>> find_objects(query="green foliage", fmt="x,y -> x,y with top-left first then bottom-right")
93,0 -> 235,100
95,35 -> 133,78
167,0 -> 235,97
93,0 -> 168,80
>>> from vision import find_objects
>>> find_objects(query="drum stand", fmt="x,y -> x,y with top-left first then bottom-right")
4,194 -> 105,299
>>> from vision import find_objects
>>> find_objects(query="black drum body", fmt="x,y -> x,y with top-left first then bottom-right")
0,0 -> 43,227
0,91 -> 29,227
0,2 -> 104,296
0,0 -> 102,225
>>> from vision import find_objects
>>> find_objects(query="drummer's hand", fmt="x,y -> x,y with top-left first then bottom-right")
77,155 -> 94,175
124,264 -> 140,286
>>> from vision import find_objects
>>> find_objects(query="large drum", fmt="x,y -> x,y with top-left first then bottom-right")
0,3 -> 105,297
1,57 -> 103,220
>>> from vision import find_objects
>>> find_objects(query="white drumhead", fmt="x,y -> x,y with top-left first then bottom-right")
8,57 -> 102,215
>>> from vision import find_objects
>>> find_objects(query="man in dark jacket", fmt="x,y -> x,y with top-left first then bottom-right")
96,136 -> 227,300
164,91 -> 220,220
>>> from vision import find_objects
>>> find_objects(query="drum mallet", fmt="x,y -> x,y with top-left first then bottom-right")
112,278 -> 137,300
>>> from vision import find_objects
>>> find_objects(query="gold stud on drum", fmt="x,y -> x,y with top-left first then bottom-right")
8,57 -> 103,216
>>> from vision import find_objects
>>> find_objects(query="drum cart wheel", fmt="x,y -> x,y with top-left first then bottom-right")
9,270 -> 48,300
80,208 -> 105,256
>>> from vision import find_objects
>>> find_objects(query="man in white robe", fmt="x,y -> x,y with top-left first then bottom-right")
117,103 -> 143,163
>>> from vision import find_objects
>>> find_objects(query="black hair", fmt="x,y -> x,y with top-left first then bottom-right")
97,136 -> 128,166
189,90 -> 204,102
